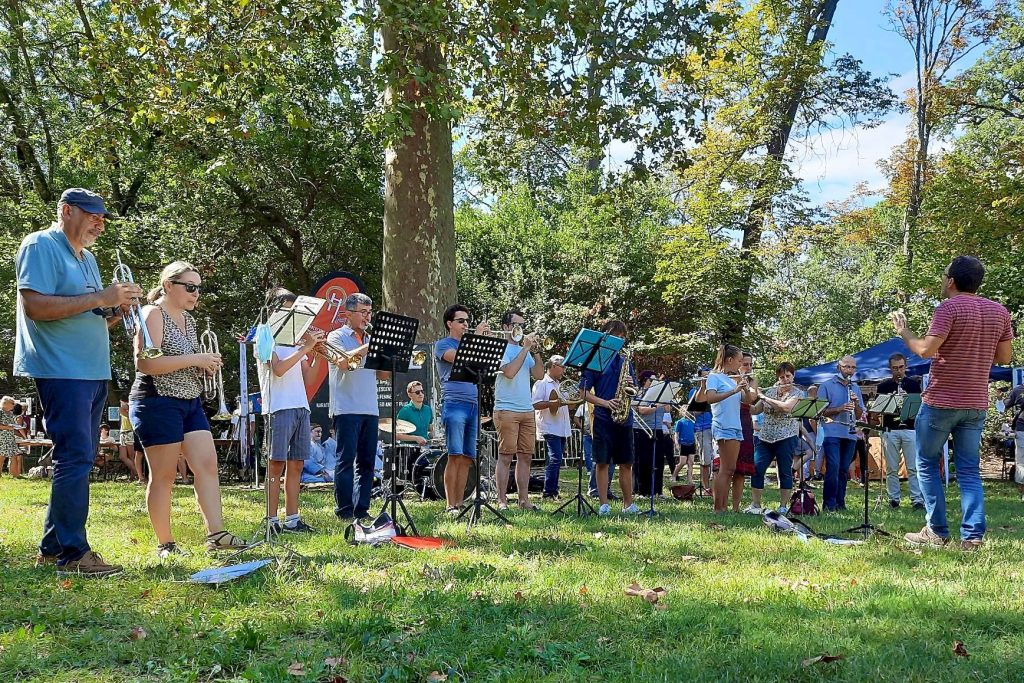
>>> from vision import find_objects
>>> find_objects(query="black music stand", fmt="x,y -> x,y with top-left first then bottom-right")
230,300 -> 324,564
450,333 -> 508,530
364,311 -> 420,536
843,393 -> 909,538
784,398 -> 829,518
553,329 -> 624,517
634,380 -> 678,518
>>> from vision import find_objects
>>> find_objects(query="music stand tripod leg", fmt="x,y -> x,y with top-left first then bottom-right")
845,438 -> 891,537
552,442 -> 596,517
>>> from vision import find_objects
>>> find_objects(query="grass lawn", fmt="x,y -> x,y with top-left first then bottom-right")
1,475 -> 1023,682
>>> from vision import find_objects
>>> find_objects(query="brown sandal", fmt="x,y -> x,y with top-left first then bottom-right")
205,530 -> 248,552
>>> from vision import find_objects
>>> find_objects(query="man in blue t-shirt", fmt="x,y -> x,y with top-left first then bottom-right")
580,319 -> 639,517
16,189 -> 143,577
434,304 -> 491,514
672,415 -> 696,484
816,356 -> 866,512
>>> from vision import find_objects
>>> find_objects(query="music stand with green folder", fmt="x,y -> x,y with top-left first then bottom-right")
789,398 -> 829,420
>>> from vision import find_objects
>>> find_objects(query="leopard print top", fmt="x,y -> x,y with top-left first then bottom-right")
130,307 -> 204,400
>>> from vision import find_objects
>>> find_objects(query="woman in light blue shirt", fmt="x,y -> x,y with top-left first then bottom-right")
698,344 -> 750,513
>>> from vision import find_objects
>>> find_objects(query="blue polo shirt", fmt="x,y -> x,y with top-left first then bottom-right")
494,342 -> 536,412
674,417 -> 695,445
434,336 -> 477,404
686,388 -> 712,430
580,353 -> 635,427
817,375 -> 864,441
327,325 -> 378,416
14,226 -> 111,380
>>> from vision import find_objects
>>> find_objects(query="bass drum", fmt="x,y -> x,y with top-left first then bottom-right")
429,452 -> 476,501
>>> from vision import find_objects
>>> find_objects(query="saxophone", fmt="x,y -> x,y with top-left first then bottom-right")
611,347 -> 638,425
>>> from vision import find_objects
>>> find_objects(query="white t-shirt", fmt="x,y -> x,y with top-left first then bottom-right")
258,345 -> 309,414
532,374 -> 571,437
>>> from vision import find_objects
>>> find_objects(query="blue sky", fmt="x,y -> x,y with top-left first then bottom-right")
792,0 -> 916,204
794,0 -> 983,204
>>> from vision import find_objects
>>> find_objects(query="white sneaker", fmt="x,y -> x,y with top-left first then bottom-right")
742,504 -> 763,515
777,505 -> 789,515
598,503 -> 611,516
622,503 -> 640,515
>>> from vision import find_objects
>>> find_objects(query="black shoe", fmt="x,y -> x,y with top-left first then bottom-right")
608,493 -> 620,501
542,493 -> 559,501
889,499 -> 900,509
283,520 -> 315,534
911,501 -> 925,511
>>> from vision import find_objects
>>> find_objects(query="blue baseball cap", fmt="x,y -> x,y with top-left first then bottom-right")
59,188 -> 112,217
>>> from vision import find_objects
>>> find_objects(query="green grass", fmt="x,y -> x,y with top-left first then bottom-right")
1,476 -> 1023,682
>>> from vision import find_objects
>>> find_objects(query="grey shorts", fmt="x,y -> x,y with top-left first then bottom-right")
268,408 -> 311,461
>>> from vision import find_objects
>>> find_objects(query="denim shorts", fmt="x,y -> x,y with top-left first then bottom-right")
268,407 -> 311,461
443,400 -> 478,459
130,395 -> 210,447
713,426 -> 743,442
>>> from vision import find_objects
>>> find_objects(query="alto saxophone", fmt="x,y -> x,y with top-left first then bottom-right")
611,347 -> 638,425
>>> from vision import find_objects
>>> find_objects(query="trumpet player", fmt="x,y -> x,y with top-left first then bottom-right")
129,261 -> 248,557
532,354 -> 573,501
493,310 -> 545,510
328,293 -> 387,522
815,355 -> 865,512
15,189 -> 141,577
580,319 -> 638,517
256,287 -> 324,534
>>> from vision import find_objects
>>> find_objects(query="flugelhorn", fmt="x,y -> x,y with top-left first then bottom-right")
307,326 -> 365,370
199,319 -> 231,420
111,250 -> 162,360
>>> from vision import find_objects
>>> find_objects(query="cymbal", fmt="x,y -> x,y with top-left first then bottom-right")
379,418 -> 416,435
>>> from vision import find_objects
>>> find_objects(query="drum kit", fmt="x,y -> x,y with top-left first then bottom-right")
376,418 -> 483,501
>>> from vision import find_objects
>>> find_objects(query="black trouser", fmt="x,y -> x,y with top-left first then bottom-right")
632,429 -> 664,496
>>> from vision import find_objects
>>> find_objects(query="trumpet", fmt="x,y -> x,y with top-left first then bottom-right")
111,250 -> 162,360
509,325 -> 555,351
199,319 -> 231,420
307,326 -> 365,370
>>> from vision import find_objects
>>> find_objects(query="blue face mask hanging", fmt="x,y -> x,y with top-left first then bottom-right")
254,322 -> 275,362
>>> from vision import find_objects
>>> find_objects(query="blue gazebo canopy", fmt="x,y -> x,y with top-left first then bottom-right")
794,337 -> 1012,385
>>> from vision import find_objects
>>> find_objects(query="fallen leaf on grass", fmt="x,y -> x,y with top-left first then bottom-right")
593,532 -> 604,539
324,656 -> 346,668
625,582 -> 667,604
953,641 -> 970,658
625,582 -> 643,596
470,590 -> 484,600
706,523 -> 726,531
130,537 -> 139,545
653,602 -> 668,610
579,585 -> 589,596
59,579 -> 72,590
801,654 -> 844,667
287,662 -> 306,676
514,590 -> 525,602
679,555 -> 700,562
426,672 -> 448,682
129,627 -> 148,641
443,582 -> 454,593
140,589 -> 151,598
597,636 -> 611,644
850,578 -> 859,587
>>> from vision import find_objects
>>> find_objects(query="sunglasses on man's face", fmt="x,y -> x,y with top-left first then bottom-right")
170,280 -> 202,294
452,317 -> 470,324
410,390 -> 424,395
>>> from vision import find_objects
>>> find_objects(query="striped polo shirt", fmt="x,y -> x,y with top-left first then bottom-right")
924,294 -> 1013,410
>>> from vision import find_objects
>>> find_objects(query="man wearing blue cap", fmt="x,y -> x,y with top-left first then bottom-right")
15,189 -> 143,577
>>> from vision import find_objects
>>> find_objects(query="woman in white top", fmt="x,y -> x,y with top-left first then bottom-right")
746,362 -> 805,514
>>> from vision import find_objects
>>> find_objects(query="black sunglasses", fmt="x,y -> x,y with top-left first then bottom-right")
170,280 -> 202,294
452,317 -> 470,324
410,389 -> 424,395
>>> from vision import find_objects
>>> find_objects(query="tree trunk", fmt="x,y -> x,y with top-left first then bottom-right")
380,28 -> 456,341
721,0 -> 839,343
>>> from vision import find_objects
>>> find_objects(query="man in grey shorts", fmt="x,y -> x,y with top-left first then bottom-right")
257,287 -> 324,534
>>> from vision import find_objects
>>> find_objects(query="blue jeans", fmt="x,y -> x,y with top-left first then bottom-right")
543,435 -> 566,496
752,436 -> 797,490
915,404 -> 987,540
583,435 -> 615,496
822,437 -> 857,511
36,379 -> 107,564
332,413 -> 378,518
